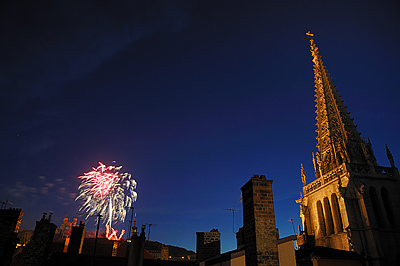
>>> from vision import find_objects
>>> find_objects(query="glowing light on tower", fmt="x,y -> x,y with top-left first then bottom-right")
76,162 -> 137,240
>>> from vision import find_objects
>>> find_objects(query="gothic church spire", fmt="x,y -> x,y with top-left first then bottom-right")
306,33 -> 372,175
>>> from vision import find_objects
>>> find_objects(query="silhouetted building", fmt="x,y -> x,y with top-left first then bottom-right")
0,208 -> 23,266
296,33 -> 400,266
23,213 -> 57,266
66,221 -> 85,254
241,174 -> 278,266
196,229 -> 220,262
235,227 -> 244,250
128,226 -> 146,266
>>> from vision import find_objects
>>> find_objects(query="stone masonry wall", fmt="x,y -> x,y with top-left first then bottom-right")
23,214 -> 57,266
241,174 -> 278,266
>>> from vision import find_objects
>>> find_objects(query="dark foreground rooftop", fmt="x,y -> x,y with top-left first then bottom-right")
46,252 -> 197,266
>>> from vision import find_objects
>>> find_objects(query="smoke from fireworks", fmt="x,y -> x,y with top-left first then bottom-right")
76,162 -> 137,240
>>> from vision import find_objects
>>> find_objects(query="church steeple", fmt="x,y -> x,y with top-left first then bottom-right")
297,34 -> 400,263
306,32 -> 371,175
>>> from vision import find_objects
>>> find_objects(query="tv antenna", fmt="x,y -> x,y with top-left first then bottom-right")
223,208 -> 237,233
146,223 -> 157,241
289,218 -> 297,235
0,199 -> 13,209
127,207 -> 135,239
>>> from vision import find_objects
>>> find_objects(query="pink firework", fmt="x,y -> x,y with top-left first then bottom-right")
78,162 -> 119,198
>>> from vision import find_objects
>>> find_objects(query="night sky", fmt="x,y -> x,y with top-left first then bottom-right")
1,0 -> 400,253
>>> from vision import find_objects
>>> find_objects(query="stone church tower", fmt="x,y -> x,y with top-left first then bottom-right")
297,33 -> 400,266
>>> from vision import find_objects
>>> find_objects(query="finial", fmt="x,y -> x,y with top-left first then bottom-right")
301,164 -> 307,186
386,143 -> 395,168
312,152 -> 319,177
306,31 -> 314,37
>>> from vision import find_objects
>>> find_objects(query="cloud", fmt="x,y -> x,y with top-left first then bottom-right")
4,182 -> 38,198
41,187 -> 49,194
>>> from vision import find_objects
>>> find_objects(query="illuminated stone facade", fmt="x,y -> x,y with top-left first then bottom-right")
297,34 -> 400,266
59,216 -> 77,238
161,245 -> 169,260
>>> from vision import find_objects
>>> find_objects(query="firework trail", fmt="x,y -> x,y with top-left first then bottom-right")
76,162 -> 137,239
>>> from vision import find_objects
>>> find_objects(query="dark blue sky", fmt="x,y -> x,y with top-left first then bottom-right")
1,0 -> 399,252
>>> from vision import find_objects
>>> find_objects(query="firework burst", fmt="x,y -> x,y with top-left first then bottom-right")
76,162 -> 137,239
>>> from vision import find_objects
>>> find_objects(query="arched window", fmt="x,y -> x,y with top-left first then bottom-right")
317,201 -> 326,236
369,187 -> 383,228
381,187 -> 395,229
331,194 -> 343,233
323,197 -> 334,235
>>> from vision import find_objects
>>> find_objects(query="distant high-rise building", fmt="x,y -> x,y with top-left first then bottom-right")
196,229 -> 221,262
297,33 -> 400,266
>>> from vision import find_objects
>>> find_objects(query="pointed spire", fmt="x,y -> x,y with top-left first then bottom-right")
301,164 -> 307,186
386,144 -> 395,168
365,137 -> 378,166
306,33 -> 370,175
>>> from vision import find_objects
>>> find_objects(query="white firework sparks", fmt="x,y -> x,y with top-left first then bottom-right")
76,162 -> 137,230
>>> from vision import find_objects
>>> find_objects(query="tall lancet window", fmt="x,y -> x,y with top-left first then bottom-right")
331,194 -> 343,233
369,187 -> 383,228
323,197 -> 334,235
317,201 -> 326,236
381,187 -> 395,229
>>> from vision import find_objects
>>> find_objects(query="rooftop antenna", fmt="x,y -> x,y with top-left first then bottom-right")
0,199 -> 13,209
146,223 -> 157,241
92,214 -> 102,266
223,208 -> 237,233
127,207 -> 135,239
289,218 -> 297,235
